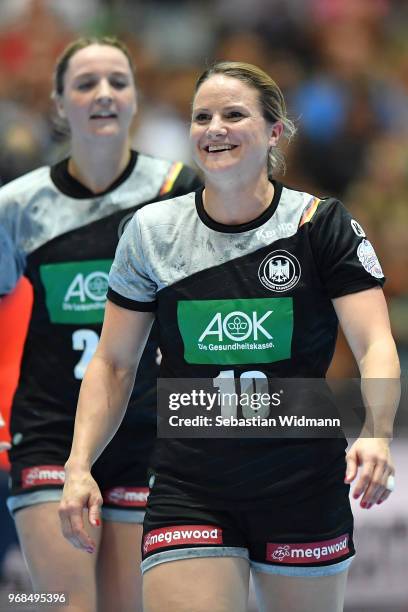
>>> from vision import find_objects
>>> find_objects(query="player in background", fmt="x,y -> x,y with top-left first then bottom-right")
0,36 -> 200,612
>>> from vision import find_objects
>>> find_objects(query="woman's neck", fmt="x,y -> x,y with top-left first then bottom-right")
68,140 -> 132,194
203,174 -> 274,225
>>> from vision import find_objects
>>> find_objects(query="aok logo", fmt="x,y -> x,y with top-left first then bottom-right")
40,260 -> 112,324
199,310 -> 273,342
178,298 -> 293,365
64,271 -> 109,304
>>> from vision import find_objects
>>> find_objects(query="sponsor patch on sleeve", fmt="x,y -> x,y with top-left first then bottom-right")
357,239 -> 384,279
351,219 -> 366,237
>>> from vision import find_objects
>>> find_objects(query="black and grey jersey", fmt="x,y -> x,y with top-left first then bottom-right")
107,182 -> 385,506
0,151 -> 201,455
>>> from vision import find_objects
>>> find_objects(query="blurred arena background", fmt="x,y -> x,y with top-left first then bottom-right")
0,0 -> 406,610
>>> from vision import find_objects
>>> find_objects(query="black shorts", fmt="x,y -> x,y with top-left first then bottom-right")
7,418 -> 156,523
141,478 -> 355,577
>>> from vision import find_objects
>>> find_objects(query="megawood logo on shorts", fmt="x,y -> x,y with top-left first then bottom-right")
143,525 -> 223,554
178,298 -> 293,364
267,534 -> 349,564
40,259 -> 112,324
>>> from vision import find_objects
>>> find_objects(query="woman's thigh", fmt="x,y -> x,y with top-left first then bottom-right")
15,501 -> 101,611
143,556 -> 250,612
97,520 -> 144,612
252,568 -> 349,612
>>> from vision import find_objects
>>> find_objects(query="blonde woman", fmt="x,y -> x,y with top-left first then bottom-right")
60,62 -> 398,612
1,37 -> 200,611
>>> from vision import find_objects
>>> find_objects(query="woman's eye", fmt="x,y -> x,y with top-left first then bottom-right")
226,111 -> 243,120
194,113 -> 210,123
75,78 -> 129,91
110,79 -> 128,89
76,81 -> 95,91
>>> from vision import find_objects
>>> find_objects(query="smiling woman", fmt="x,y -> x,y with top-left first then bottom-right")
59,61 -> 399,612
192,62 -> 296,179
53,39 -> 138,193
0,36 -> 200,612
190,63 -> 295,226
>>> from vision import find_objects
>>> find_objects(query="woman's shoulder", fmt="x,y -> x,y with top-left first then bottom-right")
279,181 -> 343,228
137,190 -> 197,226
0,166 -> 51,204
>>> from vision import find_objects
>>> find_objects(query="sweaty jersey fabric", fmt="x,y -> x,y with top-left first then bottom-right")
0,151 -> 201,464
107,182 -> 385,508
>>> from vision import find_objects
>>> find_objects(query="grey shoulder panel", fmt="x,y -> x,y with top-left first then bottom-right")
0,156 -> 177,263
272,186 -> 319,239
0,167 -> 52,293
111,154 -> 173,205
0,167 -> 51,202
109,192 -> 196,302
131,186 -> 320,294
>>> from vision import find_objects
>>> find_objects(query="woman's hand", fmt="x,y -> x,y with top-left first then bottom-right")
345,438 -> 395,508
0,411 -> 11,452
59,465 -> 103,553
0,441 -> 11,452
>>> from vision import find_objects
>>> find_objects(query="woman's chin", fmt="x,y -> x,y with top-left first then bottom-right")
87,123 -> 123,139
201,158 -> 240,177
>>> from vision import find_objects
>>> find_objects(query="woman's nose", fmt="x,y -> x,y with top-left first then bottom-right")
95,79 -> 113,103
207,115 -> 227,138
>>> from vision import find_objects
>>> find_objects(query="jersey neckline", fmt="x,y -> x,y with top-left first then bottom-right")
50,150 -> 138,199
195,181 -> 283,234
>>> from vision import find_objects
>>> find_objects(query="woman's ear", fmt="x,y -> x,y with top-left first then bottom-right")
269,121 -> 284,147
54,95 -> 66,119
132,89 -> 138,117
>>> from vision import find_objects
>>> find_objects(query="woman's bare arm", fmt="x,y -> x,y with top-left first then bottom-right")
59,300 -> 154,551
333,286 -> 400,508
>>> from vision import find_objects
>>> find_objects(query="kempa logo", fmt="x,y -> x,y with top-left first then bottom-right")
104,487 -> 149,507
22,465 -> 65,488
351,219 -> 366,238
199,310 -> 273,343
64,271 -> 109,304
258,250 -> 301,292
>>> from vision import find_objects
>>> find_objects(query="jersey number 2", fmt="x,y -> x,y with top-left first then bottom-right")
72,329 -> 99,380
